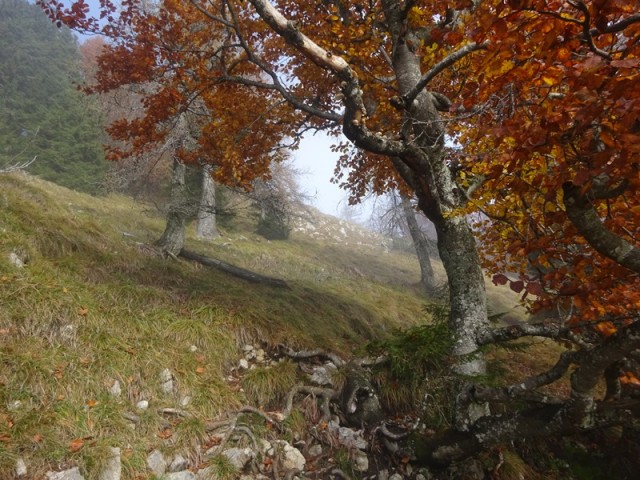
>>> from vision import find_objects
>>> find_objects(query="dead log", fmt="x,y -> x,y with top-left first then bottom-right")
179,249 -> 289,288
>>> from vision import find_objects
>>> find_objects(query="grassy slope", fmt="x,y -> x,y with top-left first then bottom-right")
0,173 -> 527,478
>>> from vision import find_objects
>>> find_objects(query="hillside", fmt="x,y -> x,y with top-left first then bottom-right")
0,173 -> 532,479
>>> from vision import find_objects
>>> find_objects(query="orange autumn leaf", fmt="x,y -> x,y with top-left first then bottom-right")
157,428 -> 173,439
86,399 -> 99,408
195,366 -> 205,374
78,307 -> 89,316
68,438 -> 85,452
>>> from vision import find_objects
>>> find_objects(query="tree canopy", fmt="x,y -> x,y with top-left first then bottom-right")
38,0 -> 640,467
0,0 -> 107,192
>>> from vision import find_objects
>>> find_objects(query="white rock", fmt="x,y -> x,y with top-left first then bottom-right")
238,358 -> 249,370
195,467 -> 215,480
147,449 -> 167,476
15,458 -> 27,477
309,363 -> 337,386
280,442 -> 306,471
308,444 -> 322,457
136,400 -> 149,410
258,439 -> 272,454
160,368 -> 175,394
46,467 -> 85,480
389,474 -> 403,480
99,447 -> 121,480
109,380 -> 122,398
255,349 -> 266,363
169,454 -> 189,472
378,469 -> 389,480
189,345 -> 198,352
354,451 -> 369,472
7,400 -> 22,411
8,252 -> 24,268
180,395 -> 191,407
222,447 -> 253,470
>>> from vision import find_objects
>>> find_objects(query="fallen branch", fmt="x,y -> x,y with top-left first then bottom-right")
180,248 -> 290,288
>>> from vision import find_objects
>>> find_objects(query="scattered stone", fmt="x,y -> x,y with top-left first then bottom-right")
389,474 -> 403,480
8,251 -> 25,268
99,447 -> 121,480
195,466 -> 215,480
189,345 -> 198,352
309,363 -> 337,386
147,449 -> 167,476
15,458 -> 27,477
169,454 -> 189,472
222,447 -> 254,470
7,400 -> 22,411
165,472 -> 195,480
354,451 -> 369,472
255,348 -> 266,363
278,441 -> 306,471
328,421 -> 367,450
160,368 -> 175,394
109,380 -> 122,398
258,439 -> 272,454
378,469 -> 389,480
136,400 -> 149,410
46,467 -> 85,480
238,358 -> 249,370
308,444 -> 322,458
180,395 -> 191,407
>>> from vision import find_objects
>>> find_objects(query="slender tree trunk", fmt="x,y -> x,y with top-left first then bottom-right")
401,195 -> 436,294
156,158 -> 187,255
196,164 -> 218,239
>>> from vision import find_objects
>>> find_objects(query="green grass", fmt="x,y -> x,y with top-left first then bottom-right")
0,173 -> 435,478
0,173 -> 530,478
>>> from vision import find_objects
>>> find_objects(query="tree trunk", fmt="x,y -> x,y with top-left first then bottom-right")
156,158 -> 187,255
401,195 -> 436,294
196,164 -> 219,240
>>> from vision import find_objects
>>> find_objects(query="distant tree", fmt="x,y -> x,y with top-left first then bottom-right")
372,191 -> 437,294
0,0 -> 107,192
195,163 -> 219,240
250,157 -> 310,241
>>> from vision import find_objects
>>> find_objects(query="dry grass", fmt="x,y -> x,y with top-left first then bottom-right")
0,173 -> 544,479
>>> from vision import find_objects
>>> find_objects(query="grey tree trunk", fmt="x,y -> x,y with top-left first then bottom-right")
156,158 -> 187,255
401,195 -> 436,295
381,0 -> 488,378
196,164 -> 218,240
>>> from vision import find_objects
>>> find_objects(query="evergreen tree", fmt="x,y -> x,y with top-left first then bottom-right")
0,0 -> 106,192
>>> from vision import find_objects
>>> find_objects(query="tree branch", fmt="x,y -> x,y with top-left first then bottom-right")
402,41 -> 488,108
563,182 -> 640,274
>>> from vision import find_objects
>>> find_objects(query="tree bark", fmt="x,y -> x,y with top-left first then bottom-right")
156,158 -> 187,255
179,249 -> 289,288
196,164 -> 219,240
401,195 -> 436,294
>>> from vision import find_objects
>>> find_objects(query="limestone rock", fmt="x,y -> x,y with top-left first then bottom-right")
308,444 -> 322,457
169,454 -> 189,472
136,400 -> 149,410
279,441 -> 306,471
309,363 -> 337,386
109,380 -> 122,398
15,458 -> 27,477
46,467 -> 85,480
389,474 -> 403,480
354,451 -> 369,472
99,447 -> 121,480
147,449 -> 167,476
238,358 -> 249,370
222,447 -> 254,470
8,251 -> 25,268
165,472 -> 196,480
160,368 -> 175,394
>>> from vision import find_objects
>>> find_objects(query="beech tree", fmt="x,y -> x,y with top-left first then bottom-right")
40,0 -> 640,467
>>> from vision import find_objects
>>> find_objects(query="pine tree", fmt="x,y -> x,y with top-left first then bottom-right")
0,0 -> 107,192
